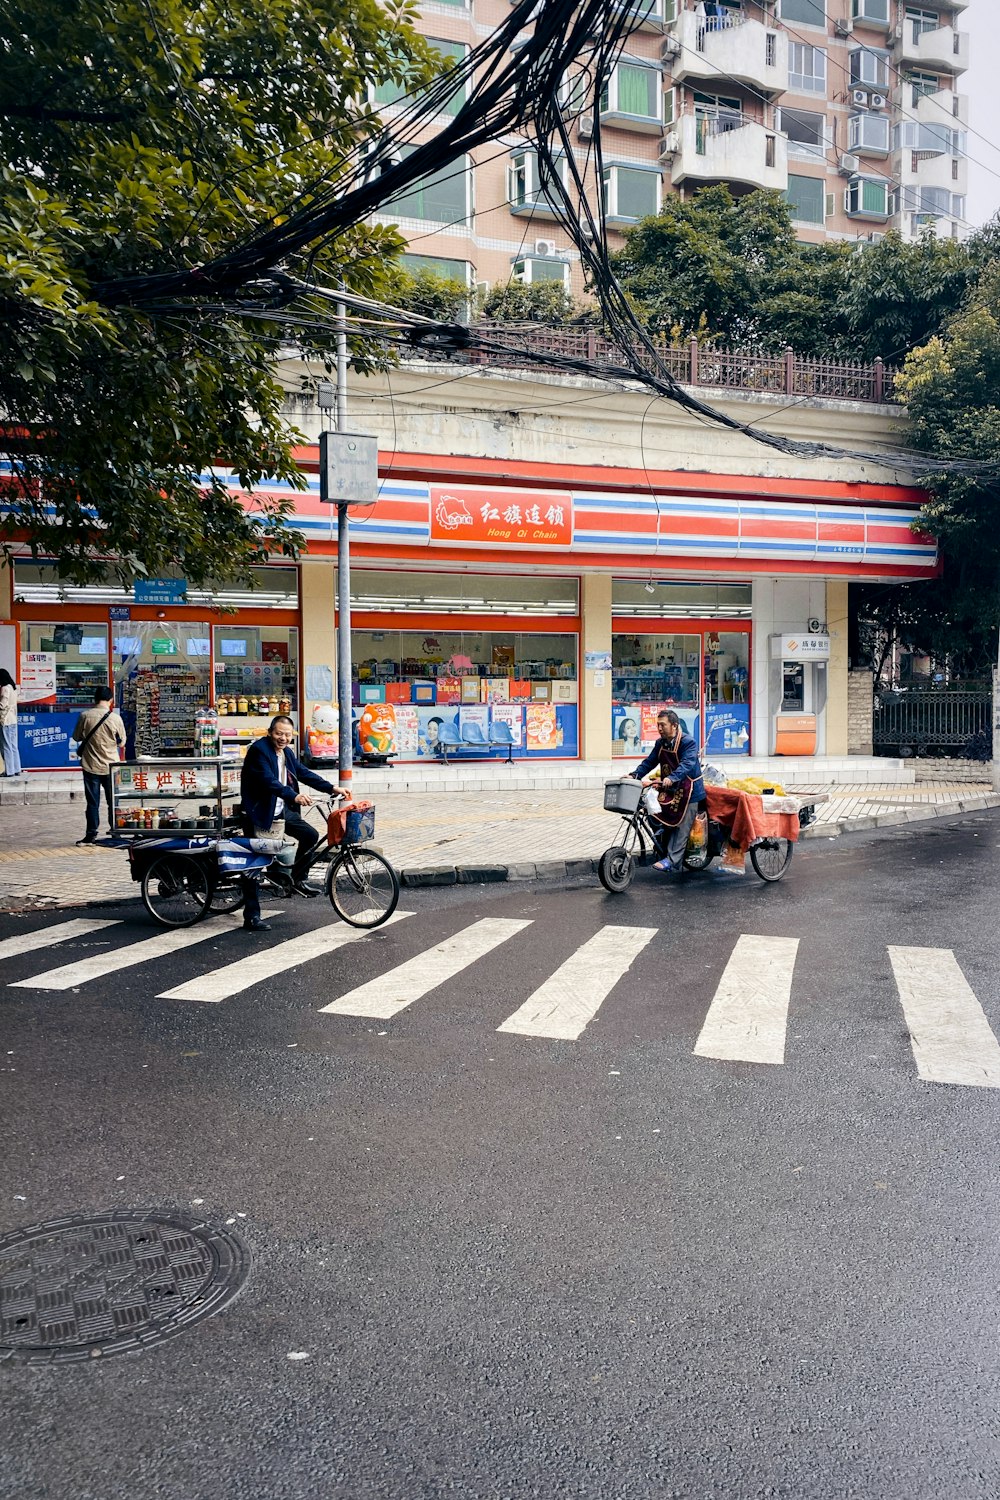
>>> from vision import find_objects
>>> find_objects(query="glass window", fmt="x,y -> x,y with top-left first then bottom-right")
909,70 -> 939,105
788,43 -> 827,94
383,147 -> 470,224
612,580 -> 752,616
113,624 -> 213,756
214,627 -> 299,714
375,39 -> 466,113
703,632 -> 751,756
784,173 -> 826,224
513,257 -> 569,284
18,622 -> 110,714
399,253 -> 470,283
849,113 -> 890,152
780,108 -> 828,162
601,61 -> 660,119
12,561 -> 297,609
849,47 -> 889,89
612,633 -> 701,752
781,0 -> 825,24
602,166 -> 659,221
852,0 -> 889,21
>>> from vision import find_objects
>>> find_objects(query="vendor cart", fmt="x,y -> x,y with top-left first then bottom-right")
598,778 -> 828,892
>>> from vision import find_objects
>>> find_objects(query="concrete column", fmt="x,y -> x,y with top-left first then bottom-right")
825,580 -> 849,755
0,557 -> 12,620
299,559 -> 338,725
580,573 -> 612,762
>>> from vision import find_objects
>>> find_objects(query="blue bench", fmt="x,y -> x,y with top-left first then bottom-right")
436,720 -> 517,764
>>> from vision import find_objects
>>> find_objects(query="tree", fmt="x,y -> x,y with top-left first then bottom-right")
0,0 -> 437,585
853,254 -> 1000,681
479,279 -> 579,323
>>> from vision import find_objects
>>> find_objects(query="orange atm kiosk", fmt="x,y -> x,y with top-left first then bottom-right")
770,633 -> 829,755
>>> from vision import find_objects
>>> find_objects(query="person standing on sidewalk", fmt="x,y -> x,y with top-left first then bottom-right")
0,668 -> 21,778
72,687 -> 126,844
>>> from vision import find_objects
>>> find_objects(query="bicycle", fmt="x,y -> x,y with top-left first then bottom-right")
129,795 -> 400,930
598,778 -> 813,893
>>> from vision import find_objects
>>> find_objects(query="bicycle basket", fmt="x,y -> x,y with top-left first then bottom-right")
328,800 -> 376,846
603,779 -> 642,815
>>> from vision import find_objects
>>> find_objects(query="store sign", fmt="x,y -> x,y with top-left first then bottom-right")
771,634 -> 831,661
109,605 -> 131,621
151,637 -> 177,655
135,577 -> 187,605
19,651 -> 57,705
429,487 -> 573,548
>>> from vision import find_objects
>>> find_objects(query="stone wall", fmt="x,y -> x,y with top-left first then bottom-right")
848,670 -> 874,755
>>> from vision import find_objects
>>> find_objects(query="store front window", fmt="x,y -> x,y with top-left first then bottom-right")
16,622 -> 111,769
611,580 -> 752,758
214,626 -> 299,756
349,629 -> 578,759
114,623 -> 212,757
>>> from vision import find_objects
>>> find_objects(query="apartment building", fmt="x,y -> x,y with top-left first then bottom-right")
376,0 -> 970,297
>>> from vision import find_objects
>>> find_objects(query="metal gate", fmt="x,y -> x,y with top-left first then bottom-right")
873,689 -> 991,755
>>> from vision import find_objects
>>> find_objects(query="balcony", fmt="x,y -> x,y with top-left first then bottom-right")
851,0 -> 891,33
915,87 -> 968,129
668,10 -> 788,99
897,149 -> 968,198
611,0 -> 668,33
668,113 -> 787,192
897,22 -> 969,75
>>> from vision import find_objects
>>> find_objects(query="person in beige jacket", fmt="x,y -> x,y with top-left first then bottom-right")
0,668 -> 20,777
72,686 -> 126,843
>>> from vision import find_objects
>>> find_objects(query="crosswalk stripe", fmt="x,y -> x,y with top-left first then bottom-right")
160,910 -> 413,1003
693,934 -> 799,1066
8,910 -> 271,991
888,946 -> 1000,1089
0,917 -> 122,963
496,924 -> 658,1041
319,917 -> 531,1018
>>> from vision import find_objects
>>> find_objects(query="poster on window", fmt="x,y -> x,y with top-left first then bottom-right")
417,706 -> 457,757
491,703 -> 523,747
393,704 -> 420,757
459,705 -> 490,745
437,676 -> 461,704
526,703 -> 559,752
19,651 -> 58,705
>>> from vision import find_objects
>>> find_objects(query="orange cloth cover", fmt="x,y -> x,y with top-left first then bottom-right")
704,787 -> 800,853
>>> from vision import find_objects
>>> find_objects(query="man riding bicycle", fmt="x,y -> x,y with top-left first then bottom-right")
631,708 -> 705,874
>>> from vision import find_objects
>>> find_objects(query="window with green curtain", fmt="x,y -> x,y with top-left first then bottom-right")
784,173 -> 825,224
781,0 -> 825,24
399,254 -> 469,281
616,63 -> 657,117
614,167 -> 658,219
375,39 -> 466,114
862,178 -> 888,214
384,148 -> 470,223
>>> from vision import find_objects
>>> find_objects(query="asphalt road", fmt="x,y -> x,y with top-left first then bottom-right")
2,814 -> 999,1500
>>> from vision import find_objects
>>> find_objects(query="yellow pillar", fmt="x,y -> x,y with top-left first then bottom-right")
825,580 -> 849,755
299,559 -> 338,725
0,557 -> 12,619
580,573 -> 613,762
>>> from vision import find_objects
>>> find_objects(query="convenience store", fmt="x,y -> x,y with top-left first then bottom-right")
1,443 -> 936,770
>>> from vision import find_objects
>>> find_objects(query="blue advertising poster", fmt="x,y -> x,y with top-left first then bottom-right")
134,577 -> 187,605
704,702 -> 751,756
17,712 -> 79,770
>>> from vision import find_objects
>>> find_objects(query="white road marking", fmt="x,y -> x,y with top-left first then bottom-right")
888,946 -> 1000,1089
320,917 -> 530,1019
693,934 -> 800,1066
8,910 -> 268,991
0,918 -> 122,962
497,924 -> 658,1041
162,911 -> 413,1003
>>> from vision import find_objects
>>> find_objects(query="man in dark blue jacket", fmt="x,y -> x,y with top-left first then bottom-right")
632,708 -> 705,874
239,714 -> 340,931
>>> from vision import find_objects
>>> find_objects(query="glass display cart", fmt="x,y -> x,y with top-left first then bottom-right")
109,759 -> 242,837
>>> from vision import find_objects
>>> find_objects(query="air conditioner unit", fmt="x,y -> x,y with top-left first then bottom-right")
660,36 -> 680,60
840,152 -> 861,174
533,238 -> 556,257
852,88 -> 870,107
658,131 -> 680,159
869,93 -> 887,109
834,18 -> 852,36
578,113 -> 594,139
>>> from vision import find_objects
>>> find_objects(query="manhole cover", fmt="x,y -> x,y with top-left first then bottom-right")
0,1210 -> 250,1365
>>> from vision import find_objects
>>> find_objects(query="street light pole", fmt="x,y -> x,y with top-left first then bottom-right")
335,296 -> 353,792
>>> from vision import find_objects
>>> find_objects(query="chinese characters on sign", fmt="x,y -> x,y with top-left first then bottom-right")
19,652 -> 57,705
430,487 -> 573,548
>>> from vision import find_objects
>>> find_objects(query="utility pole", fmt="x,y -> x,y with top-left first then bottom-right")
318,300 -> 379,793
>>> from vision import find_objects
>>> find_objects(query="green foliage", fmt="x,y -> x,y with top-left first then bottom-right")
854,255 -> 1000,675
0,0 -> 438,585
391,268 -> 470,324
479,279 -> 578,323
611,186 -> 979,361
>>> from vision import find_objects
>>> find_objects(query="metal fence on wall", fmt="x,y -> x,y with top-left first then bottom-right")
873,689 -> 991,754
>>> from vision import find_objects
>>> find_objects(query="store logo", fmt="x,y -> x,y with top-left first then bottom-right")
434,494 -> 473,531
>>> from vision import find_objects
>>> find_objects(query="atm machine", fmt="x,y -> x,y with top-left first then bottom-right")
769,632 -> 830,755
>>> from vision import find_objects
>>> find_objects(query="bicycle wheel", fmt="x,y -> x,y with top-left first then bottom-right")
328,847 -> 400,928
208,878 -> 244,914
749,838 -> 793,883
598,846 -> 635,893
141,854 -> 212,927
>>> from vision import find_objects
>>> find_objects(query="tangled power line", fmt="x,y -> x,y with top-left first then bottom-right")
106,0 -> 997,482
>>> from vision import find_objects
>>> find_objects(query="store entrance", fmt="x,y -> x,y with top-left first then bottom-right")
114,622 -> 212,757
611,625 -> 751,758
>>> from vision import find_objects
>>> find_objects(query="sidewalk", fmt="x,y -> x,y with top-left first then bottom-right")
1,770 -> 997,910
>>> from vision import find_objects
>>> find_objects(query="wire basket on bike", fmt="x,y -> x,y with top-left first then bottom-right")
327,799 -> 376,846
